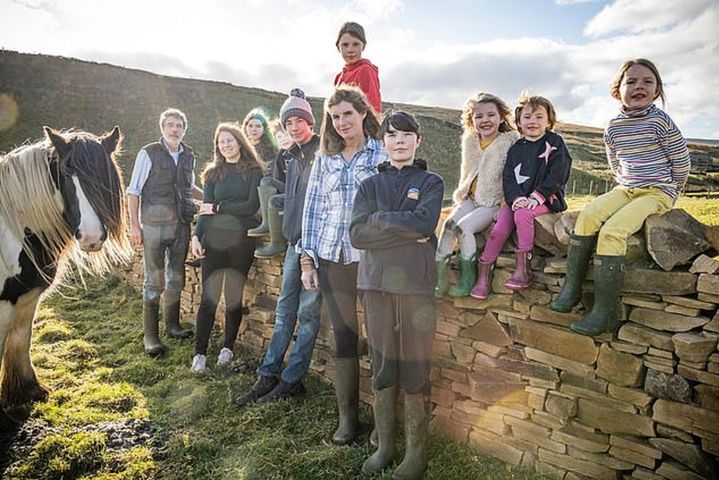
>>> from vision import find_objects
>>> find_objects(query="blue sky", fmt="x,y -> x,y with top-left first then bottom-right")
1,0 -> 717,139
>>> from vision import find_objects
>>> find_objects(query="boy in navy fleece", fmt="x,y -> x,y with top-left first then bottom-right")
350,111 -> 443,479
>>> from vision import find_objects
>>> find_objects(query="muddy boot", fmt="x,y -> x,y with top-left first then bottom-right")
254,205 -> 287,258
234,375 -> 279,406
247,184 -> 276,237
504,250 -> 533,291
332,357 -> 360,445
362,386 -> 398,474
143,299 -> 166,357
164,300 -> 193,339
550,234 -> 597,313
434,256 -> 450,299
392,393 -> 429,480
448,254 -> 476,298
469,260 -> 494,300
570,255 -> 625,336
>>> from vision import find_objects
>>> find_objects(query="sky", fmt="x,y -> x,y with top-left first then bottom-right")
1,0 -> 718,139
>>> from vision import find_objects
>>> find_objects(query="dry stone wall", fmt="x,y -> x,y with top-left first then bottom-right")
119,210 -> 719,480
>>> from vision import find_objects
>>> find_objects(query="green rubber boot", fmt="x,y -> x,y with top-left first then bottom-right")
392,393 -> 429,480
570,255 -> 625,336
247,184 -> 276,237
362,386 -> 398,474
143,299 -> 166,357
434,256 -> 450,299
254,205 -> 287,258
332,357 -> 360,445
550,234 -> 597,313
448,254 -> 476,298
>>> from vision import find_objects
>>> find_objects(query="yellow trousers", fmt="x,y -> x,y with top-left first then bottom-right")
574,186 -> 673,256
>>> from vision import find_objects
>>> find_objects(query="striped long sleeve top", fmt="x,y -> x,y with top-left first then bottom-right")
604,104 -> 690,203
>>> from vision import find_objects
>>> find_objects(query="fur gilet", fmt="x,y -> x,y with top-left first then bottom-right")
452,130 -> 518,207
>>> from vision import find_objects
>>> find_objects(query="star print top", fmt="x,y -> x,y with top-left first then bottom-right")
502,131 -> 572,212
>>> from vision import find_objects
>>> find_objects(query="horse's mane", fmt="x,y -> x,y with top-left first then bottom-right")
0,131 -> 132,282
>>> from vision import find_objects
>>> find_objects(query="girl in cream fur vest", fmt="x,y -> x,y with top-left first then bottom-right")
435,92 -> 518,298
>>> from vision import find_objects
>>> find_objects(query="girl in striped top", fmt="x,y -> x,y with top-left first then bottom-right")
550,58 -> 691,337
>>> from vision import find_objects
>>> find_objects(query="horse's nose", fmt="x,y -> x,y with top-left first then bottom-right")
76,228 -> 105,252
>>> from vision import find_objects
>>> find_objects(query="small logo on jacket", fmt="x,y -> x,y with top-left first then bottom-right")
407,187 -> 420,200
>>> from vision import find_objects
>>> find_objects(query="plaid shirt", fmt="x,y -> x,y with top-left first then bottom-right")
300,137 -> 387,266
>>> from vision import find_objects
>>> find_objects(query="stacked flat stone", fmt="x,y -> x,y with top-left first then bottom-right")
119,208 -> 719,479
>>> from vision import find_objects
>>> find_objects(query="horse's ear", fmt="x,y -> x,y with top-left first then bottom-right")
44,126 -> 71,158
101,126 -> 121,154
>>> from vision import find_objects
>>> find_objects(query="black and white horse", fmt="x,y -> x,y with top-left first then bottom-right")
0,127 -> 130,426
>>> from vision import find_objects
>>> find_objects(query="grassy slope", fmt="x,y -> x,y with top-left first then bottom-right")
2,275 -> 545,480
2,50 -> 717,197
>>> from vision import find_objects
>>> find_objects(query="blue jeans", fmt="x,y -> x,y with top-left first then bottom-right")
142,222 -> 190,303
258,244 -> 322,383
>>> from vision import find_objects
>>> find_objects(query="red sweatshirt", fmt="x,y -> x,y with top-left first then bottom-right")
334,58 -> 382,113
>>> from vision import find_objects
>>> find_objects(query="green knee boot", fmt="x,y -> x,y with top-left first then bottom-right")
570,255 -> 625,336
247,184 -> 276,237
392,393 -> 429,480
448,254 -> 476,298
362,386 -> 397,474
254,205 -> 287,258
332,357 -> 360,445
434,256 -> 450,299
550,234 -> 597,313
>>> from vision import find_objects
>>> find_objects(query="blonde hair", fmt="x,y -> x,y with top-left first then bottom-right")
610,58 -> 665,106
0,130 -> 131,282
319,85 -> 381,156
203,122 -> 263,184
514,94 -> 557,135
461,92 -> 514,134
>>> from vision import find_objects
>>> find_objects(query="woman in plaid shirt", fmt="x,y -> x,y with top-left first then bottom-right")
299,85 -> 387,445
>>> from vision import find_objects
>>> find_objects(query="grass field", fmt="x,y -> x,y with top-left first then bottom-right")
1,276 -> 546,480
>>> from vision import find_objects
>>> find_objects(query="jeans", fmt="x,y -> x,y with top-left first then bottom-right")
142,222 -> 190,303
258,244 -> 322,383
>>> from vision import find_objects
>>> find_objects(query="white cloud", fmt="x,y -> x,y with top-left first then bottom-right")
1,0 -> 717,138
584,0 -> 713,37
554,0 -> 597,5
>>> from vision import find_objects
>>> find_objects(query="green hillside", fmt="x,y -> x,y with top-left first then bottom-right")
1,50 -> 717,195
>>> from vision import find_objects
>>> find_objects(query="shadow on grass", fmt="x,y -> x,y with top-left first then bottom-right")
2,275 -> 546,479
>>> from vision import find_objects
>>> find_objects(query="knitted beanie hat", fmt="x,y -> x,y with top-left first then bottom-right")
280,89 -> 315,128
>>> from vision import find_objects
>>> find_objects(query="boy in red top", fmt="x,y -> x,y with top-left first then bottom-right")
334,21 -> 382,114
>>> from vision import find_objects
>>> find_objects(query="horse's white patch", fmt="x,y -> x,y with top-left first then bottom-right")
72,175 -> 104,251
0,300 -> 16,365
0,219 -> 23,288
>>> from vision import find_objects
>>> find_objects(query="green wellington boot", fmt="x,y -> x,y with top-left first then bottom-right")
392,393 -> 429,480
570,255 -> 625,336
164,300 -> 193,338
254,205 -> 287,258
550,234 -> 597,313
332,357 -> 360,445
434,256 -> 450,299
247,184 -> 276,237
448,254 -> 476,298
143,299 -> 166,357
362,386 -> 398,474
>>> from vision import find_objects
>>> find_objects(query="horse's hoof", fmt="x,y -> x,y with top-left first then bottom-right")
1,381 -> 51,407
28,383 -> 51,403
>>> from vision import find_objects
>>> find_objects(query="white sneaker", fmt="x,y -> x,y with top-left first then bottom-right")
217,348 -> 234,366
191,354 -> 207,373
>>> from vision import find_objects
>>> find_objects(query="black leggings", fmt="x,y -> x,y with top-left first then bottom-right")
195,229 -> 255,355
318,259 -> 359,358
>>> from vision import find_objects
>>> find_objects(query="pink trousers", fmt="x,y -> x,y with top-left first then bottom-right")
480,204 -> 551,263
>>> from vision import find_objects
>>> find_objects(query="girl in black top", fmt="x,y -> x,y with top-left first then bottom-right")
190,122 -> 263,373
